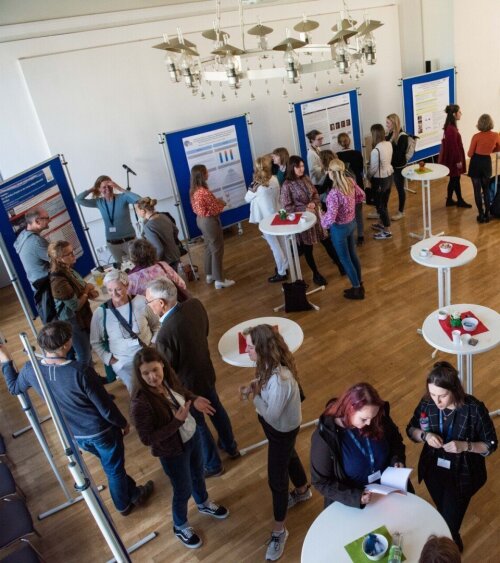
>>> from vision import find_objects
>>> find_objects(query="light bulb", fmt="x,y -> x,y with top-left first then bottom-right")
364,33 -> 376,65
335,42 -> 350,75
164,54 -> 179,83
284,50 -> 300,84
224,55 -> 240,89
179,52 -> 195,88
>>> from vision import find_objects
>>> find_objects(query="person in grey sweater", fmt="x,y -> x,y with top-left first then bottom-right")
145,278 -> 239,478
135,197 -> 181,269
0,321 -> 153,515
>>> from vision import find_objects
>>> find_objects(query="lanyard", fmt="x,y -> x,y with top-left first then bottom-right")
347,430 -> 375,472
103,197 -> 116,226
127,297 -> 133,328
439,409 -> 455,442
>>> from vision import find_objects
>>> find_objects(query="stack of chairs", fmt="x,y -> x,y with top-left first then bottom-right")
0,433 -> 45,563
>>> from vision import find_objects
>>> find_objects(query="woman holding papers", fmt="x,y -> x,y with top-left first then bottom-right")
310,382 -> 407,509
407,361 -> 497,553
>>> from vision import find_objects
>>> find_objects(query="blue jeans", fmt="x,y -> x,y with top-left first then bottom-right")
330,220 -> 362,287
76,426 -> 139,513
69,318 -> 92,367
190,387 -> 238,473
159,432 -> 208,528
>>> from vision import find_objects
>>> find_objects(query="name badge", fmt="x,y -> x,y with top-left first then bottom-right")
368,470 -> 382,484
437,458 -> 451,469
109,227 -> 117,233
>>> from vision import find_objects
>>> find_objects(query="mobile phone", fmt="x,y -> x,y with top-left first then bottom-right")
469,337 -> 478,346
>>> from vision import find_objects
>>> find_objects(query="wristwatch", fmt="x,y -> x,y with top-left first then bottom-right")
420,431 -> 427,442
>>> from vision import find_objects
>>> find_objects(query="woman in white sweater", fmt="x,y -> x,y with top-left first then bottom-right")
245,155 -> 288,283
368,124 -> 394,240
241,324 -> 311,562
306,129 -> 327,188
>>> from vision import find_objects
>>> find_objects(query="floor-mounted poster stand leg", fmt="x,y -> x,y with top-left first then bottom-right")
288,103 -> 300,155
19,332 -> 157,561
398,78 -> 417,194
59,154 -> 102,271
158,134 -> 199,280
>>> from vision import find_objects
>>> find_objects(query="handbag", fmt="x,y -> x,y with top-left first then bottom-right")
283,280 -> 313,312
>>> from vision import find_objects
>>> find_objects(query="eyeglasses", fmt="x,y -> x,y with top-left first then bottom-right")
38,216 -> 50,221
61,250 -> 75,257
145,297 -> 161,305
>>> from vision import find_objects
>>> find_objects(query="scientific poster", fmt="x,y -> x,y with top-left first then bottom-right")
0,164 -> 83,257
301,93 -> 354,154
412,76 -> 450,152
183,125 -> 247,210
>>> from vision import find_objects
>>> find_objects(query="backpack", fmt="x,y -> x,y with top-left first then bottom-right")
401,132 -> 418,163
490,181 -> 500,218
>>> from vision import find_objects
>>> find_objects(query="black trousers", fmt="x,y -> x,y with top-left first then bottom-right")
447,176 -> 464,201
424,467 -> 471,542
258,416 -> 308,522
471,176 -> 490,216
374,176 -> 393,228
393,168 -> 406,213
300,239 -> 343,275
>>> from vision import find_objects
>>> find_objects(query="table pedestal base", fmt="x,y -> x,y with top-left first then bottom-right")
409,180 -> 444,240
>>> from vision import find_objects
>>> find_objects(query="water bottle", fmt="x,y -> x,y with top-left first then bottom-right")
420,411 -> 430,432
388,532 -> 403,563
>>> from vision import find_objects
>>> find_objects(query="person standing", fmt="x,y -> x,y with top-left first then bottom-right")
306,130 -> 327,188
189,165 -> 234,289
48,240 -> 99,366
241,324 -> 311,561
281,155 -> 345,286
406,361 -> 497,552
368,124 -> 394,240
271,147 -> 290,187
438,105 -> 472,208
467,113 -> 500,223
321,159 -> 366,300
245,155 -> 288,283
0,321 -> 154,516
386,113 -> 409,221
76,175 -> 140,266
146,277 -> 239,477
135,197 -> 182,269
13,207 -> 54,323
131,347 -> 229,549
90,269 -> 159,394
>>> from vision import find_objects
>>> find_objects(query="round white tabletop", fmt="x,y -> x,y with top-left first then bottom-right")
411,236 -> 477,269
259,210 -> 317,236
421,304 -> 500,356
301,493 -> 451,563
402,162 -> 449,181
218,316 -> 304,367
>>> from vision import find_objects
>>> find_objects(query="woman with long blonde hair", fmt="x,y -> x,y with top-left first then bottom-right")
240,324 -> 311,561
386,113 -> 409,221
321,159 -> 366,300
245,155 -> 288,283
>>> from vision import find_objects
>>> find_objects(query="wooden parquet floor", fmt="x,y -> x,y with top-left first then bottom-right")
0,176 -> 498,562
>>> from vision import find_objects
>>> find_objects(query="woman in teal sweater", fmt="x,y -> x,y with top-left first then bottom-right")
76,175 -> 140,265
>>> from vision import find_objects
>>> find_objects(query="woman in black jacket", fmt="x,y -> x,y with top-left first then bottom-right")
406,361 -> 497,552
310,382 -> 407,509
386,113 -> 409,221
130,347 -> 229,550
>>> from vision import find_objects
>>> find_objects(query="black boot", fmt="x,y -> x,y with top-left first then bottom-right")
343,286 -> 364,300
313,272 -> 327,286
457,199 -> 472,208
446,198 -> 457,207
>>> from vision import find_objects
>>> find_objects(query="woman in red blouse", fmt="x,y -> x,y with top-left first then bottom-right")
438,105 -> 472,209
190,165 -> 235,289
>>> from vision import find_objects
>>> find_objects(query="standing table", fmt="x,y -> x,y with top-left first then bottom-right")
259,211 -> 324,311
301,493 -> 450,563
422,304 -> 500,416
410,236 -> 477,308
402,163 -> 449,240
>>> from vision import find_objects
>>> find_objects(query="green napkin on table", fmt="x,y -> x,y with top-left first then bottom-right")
344,525 -> 406,562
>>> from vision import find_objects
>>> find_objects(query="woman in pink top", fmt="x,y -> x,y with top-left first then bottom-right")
321,159 -> 366,300
127,239 -> 187,297
467,113 -> 500,223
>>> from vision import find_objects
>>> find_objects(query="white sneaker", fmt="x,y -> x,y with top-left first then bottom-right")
206,275 -> 214,284
367,211 -> 380,219
287,485 -> 312,509
265,528 -> 289,561
215,279 -> 235,289
391,211 -> 405,221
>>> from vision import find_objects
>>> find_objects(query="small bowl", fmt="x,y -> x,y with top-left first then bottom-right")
439,243 -> 452,254
287,213 -> 296,221
462,317 -> 478,332
419,248 -> 431,258
362,534 -> 389,561
438,310 -> 448,321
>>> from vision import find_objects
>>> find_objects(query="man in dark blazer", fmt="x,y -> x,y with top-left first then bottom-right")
146,278 -> 239,477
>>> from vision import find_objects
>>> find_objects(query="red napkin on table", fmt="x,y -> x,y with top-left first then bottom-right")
238,326 -> 280,354
429,240 -> 468,259
439,311 -> 489,341
270,212 -> 302,226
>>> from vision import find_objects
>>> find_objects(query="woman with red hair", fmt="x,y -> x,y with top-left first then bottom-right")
310,383 -> 406,508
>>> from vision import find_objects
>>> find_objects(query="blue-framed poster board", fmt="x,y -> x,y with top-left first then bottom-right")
293,89 -> 362,170
0,156 -> 95,317
164,115 -> 254,239
402,68 -> 455,162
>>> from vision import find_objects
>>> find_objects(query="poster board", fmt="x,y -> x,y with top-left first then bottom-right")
293,90 -> 362,170
164,116 -> 254,239
402,68 -> 456,162
0,156 -> 95,317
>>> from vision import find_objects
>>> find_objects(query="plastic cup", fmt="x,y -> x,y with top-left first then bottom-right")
92,269 -> 104,287
452,330 -> 461,346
